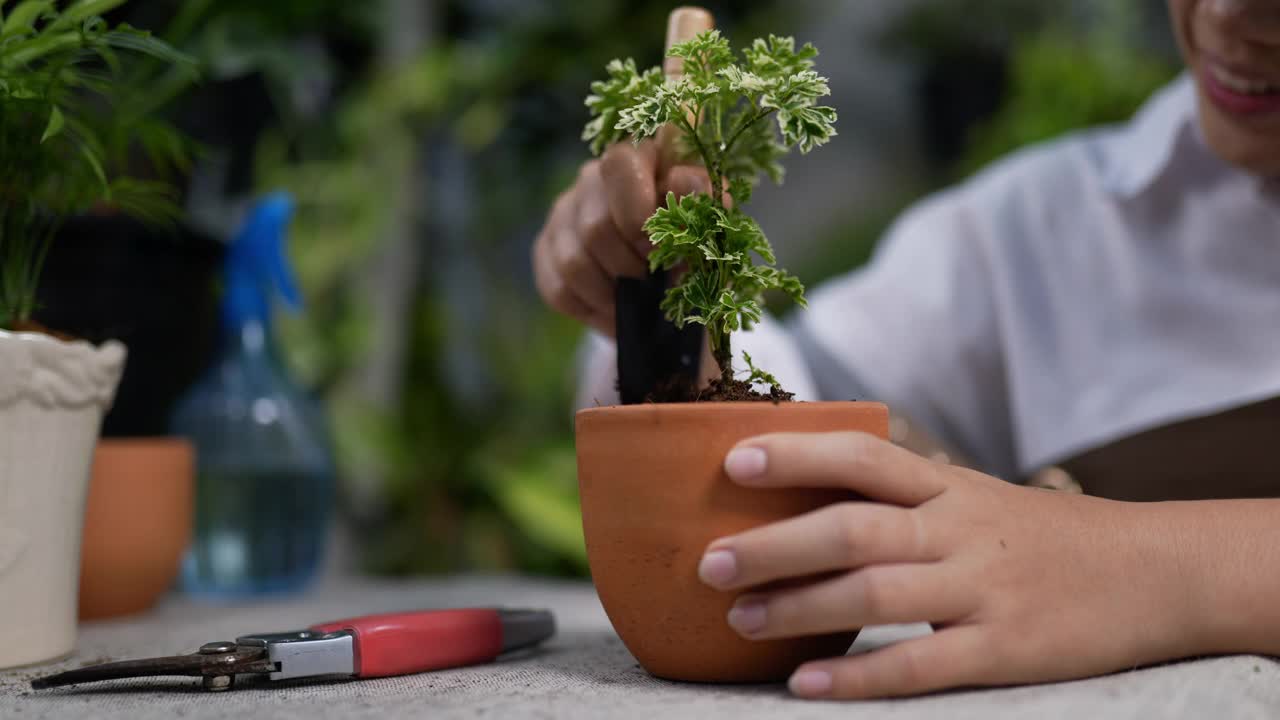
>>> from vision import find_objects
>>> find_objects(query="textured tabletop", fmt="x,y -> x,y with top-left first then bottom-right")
2,575 -> 1277,719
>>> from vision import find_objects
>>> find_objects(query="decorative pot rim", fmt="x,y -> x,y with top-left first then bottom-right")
0,330 -> 126,411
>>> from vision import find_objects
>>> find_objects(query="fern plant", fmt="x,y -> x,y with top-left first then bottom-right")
0,0 -> 195,330
583,31 -> 836,392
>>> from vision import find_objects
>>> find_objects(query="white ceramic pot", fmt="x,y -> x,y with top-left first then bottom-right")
0,330 -> 125,668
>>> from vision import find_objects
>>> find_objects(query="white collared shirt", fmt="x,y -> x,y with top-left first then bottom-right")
580,74 -> 1280,480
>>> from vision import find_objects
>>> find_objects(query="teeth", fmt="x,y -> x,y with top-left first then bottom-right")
1210,63 -> 1279,95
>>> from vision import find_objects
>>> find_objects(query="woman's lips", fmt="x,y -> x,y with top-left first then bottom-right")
1200,60 -> 1280,116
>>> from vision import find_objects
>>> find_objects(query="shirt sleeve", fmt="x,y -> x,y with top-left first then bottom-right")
575,332 -> 621,410
793,188 -> 1018,478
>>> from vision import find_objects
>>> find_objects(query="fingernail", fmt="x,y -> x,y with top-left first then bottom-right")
724,446 -> 767,479
698,549 -> 737,587
727,598 -> 767,634
789,669 -> 833,697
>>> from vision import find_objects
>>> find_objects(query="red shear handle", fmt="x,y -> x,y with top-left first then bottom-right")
311,609 -> 503,678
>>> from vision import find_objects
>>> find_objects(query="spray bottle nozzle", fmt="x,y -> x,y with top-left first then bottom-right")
223,192 -> 303,329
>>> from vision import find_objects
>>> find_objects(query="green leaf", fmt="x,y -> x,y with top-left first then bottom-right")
52,0 -> 125,28
643,191 -> 722,272
106,178 -> 181,228
615,90 -> 669,139
683,270 -> 718,311
716,290 -> 762,332
667,29 -> 733,79
132,117 -> 193,174
778,104 -> 838,153
0,1 -> 49,39
39,104 -> 62,143
700,245 -> 744,264
718,64 -> 771,94
102,27 -> 198,76
582,58 -> 664,155
761,70 -> 831,114
79,142 -> 107,190
741,350 -> 783,390
0,28 -> 79,66
718,207 -> 775,263
744,35 -> 819,78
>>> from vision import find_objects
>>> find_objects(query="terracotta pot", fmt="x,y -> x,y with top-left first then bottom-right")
0,330 -> 125,669
576,401 -> 889,683
79,438 -> 194,620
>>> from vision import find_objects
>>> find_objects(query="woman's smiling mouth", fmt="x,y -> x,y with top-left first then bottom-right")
1200,58 -> 1280,115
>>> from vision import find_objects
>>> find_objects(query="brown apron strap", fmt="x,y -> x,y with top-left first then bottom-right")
1052,396 -> 1280,502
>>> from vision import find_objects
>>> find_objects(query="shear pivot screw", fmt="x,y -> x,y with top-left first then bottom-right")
199,642 -> 239,690
200,641 -> 238,655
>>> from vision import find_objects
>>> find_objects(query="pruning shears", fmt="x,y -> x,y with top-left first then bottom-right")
30,608 -> 555,692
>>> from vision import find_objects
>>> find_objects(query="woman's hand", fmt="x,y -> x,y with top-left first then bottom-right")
697,432 -> 1201,699
532,140 -> 711,337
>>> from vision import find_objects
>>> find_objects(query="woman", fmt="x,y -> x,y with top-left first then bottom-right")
532,0 -> 1280,699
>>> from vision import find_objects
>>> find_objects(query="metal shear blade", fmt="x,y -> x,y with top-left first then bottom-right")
29,644 -> 277,691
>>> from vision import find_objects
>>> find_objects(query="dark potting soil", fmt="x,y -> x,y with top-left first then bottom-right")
641,375 -> 795,404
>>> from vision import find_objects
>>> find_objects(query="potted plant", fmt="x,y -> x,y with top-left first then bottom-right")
0,1 -> 191,667
574,23 -> 888,682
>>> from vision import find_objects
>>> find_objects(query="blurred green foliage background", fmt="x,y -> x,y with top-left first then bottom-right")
72,0 -> 1179,578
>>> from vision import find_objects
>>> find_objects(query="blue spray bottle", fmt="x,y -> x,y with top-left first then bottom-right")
172,193 -> 336,597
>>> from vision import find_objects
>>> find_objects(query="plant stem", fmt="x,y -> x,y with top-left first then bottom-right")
721,107 -> 775,161
673,112 -> 734,382
674,114 -> 715,194
716,335 -> 737,386
706,316 -> 733,387
670,102 -> 742,381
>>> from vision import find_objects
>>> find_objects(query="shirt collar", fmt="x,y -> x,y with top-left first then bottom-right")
1100,73 -> 1198,199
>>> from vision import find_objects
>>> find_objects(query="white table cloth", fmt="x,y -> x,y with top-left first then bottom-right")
2,575 -> 1277,719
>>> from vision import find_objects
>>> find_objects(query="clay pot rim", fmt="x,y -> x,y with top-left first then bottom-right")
98,436 -> 193,449
578,400 -> 887,418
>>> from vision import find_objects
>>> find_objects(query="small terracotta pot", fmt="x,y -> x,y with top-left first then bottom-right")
576,401 -> 889,683
78,438 -> 194,620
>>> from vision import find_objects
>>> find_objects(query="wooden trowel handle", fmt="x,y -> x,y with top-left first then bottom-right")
658,7 -> 714,173
664,6 -> 714,76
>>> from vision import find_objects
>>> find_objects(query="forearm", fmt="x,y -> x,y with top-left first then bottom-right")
1152,498 -> 1280,656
